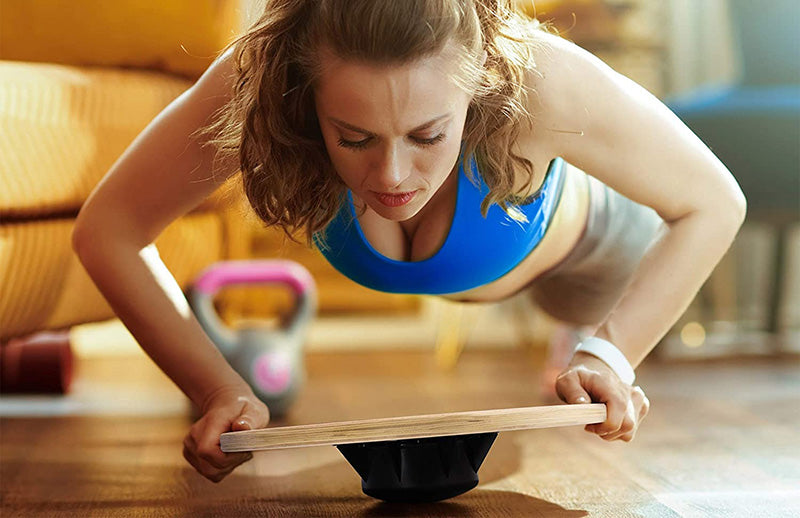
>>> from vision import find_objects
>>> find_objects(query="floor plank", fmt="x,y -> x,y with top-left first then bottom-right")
1,349 -> 799,517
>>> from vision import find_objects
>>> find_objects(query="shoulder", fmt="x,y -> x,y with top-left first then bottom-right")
516,29 -> 614,157
192,46 -> 238,101
516,28 -> 744,223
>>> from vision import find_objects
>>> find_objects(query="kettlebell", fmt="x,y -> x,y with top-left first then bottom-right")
188,260 -> 316,417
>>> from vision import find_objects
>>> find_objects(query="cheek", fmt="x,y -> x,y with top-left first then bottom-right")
324,143 -> 368,187
426,136 -> 463,177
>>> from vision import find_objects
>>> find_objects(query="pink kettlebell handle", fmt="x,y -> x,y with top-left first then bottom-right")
193,260 -> 315,296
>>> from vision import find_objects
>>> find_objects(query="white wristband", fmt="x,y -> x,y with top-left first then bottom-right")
574,337 -> 635,385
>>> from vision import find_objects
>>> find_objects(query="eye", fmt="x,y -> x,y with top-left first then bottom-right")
411,133 -> 445,147
337,137 -> 372,150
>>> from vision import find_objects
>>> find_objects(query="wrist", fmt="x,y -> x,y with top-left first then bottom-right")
573,337 -> 636,385
199,382 -> 256,414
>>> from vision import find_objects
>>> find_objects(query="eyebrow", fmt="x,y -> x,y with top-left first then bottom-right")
328,114 -> 451,136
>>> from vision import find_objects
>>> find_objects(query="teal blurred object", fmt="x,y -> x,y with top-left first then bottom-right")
667,0 -> 799,334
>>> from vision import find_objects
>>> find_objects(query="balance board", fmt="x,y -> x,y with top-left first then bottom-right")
221,403 -> 606,503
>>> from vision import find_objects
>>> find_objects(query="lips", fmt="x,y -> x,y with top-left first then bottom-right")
374,191 -> 417,207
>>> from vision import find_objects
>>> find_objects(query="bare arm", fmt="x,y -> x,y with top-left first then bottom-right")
73,50 -> 268,482
527,32 -> 747,368
72,49 -> 249,407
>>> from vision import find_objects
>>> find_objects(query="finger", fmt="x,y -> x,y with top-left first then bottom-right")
602,399 -> 637,441
232,419 -> 253,432
198,442 -> 252,471
608,418 -> 637,441
183,443 -> 219,480
193,433 -> 229,471
184,440 -> 249,482
232,403 -> 270,432
582,379 -> 628,436
555,371 -> 592,404
616,429 -> 636,442
203,462 -> 238,483
632,386 -> 650,421
187,420 -> 226,470
183,433 -> 227,473
211,465 -> 238,483
184,430 -> 197,454
195,414 -> 253,470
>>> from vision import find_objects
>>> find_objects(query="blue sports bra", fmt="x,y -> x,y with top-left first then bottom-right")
313,155 -> 567,295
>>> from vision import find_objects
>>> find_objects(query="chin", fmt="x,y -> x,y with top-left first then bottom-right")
372,204 -> 418,222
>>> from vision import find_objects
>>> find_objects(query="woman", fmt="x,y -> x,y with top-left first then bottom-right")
73,0 -> 746,482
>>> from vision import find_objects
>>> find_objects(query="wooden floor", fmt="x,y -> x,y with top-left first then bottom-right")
1,348 -> 799,517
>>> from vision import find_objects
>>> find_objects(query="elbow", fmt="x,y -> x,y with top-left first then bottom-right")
683,191 -> 747,235
71,204 -> 91,254
711,182 -> 747,229
724,171 -> 748,225
72,205 -> 102,258
730,188 -> 747,227
71,220 -> 91,258
72,207 -> 147,258
710,191 -> 747,235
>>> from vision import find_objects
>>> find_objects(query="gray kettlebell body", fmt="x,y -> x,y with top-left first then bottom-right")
189,260 -> 316,417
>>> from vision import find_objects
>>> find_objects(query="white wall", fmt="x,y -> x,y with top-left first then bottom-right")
240,0 -> 265,31
664,0 -> 740,96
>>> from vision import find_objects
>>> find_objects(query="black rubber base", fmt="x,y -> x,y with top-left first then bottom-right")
336,432 -> 497,503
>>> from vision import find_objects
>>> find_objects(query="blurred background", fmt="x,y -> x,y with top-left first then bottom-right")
0,0 -> 798,403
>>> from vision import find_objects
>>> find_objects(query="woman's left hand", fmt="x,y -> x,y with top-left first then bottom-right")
555,351 -> 650,441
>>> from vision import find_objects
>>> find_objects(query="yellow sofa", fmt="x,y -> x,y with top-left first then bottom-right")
0,62 -> 241,340
0,1 -> 420,344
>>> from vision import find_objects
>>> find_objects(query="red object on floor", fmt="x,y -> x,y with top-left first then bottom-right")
0,330 -> 74,394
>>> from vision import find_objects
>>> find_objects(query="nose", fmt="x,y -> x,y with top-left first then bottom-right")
372,143 -> 411,191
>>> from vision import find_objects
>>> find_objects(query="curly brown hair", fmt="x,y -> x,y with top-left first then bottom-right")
197,0 -> 555,246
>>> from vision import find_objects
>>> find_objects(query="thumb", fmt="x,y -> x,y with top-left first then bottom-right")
231,415 -> 253,432
564,390 -> 592,405
556,375 -> 593,404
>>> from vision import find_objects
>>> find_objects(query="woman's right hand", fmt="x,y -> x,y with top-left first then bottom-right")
183,385 -> 270,482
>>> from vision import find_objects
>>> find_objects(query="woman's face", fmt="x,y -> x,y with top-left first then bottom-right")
314,49 -> 473,222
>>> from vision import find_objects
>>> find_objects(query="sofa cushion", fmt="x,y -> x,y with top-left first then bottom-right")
0,212 -> 224,340
0,61 -> 211,217
0,0 -> 240,79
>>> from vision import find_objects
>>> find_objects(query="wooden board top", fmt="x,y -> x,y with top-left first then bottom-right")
221,403 -> 606,452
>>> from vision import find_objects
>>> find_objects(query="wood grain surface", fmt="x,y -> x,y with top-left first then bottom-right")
221,403 -> 607,451
2,349 -> 799,517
